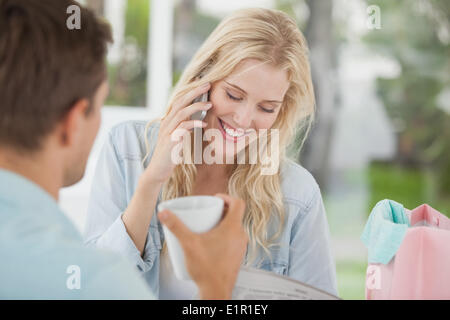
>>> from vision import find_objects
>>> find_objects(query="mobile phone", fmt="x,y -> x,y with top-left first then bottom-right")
190,91 -> 209,121
191,91 -> 209,164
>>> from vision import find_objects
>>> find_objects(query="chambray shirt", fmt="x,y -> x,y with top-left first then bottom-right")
84,120 -> 338,298
0,169 -> 154,299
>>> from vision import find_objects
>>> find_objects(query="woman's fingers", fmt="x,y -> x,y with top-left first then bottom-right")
178,119 -> 207,130
172,82 -> 211,113
161,83 -> 211,135
171,120 -> 207,140
166,102 -> 212,134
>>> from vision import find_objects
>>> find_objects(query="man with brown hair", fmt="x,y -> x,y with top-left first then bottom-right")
0,0 -> 247,299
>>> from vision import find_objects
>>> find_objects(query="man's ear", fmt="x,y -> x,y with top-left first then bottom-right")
59,99 -> 90,147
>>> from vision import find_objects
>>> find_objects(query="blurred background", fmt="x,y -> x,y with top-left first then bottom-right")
61,0 -> 450,299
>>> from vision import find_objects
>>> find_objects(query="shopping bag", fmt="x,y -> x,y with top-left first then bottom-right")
362,200 -> 450,299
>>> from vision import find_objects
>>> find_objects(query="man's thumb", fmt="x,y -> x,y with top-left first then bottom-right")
158,210 -> 191,241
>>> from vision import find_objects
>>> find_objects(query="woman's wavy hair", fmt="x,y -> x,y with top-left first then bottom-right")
144,8 -> 315,265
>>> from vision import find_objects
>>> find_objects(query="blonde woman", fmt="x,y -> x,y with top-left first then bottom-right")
84,8 -> 338,299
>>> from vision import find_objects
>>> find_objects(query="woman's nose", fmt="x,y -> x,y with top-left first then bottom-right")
232,104 -> 254,129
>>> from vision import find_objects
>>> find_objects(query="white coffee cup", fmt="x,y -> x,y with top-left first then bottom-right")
158,195 -> 224,280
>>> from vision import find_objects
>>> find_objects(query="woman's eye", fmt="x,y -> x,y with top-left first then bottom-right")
226,92 -> 242,101
225,90 -> 274,113
260,106 -> 275,113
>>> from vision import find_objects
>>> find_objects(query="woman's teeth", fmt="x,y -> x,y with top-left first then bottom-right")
221,120 -> 245,137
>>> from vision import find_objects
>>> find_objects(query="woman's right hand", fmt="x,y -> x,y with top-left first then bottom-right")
122,83 -> 212,255
143,82 -> 212,184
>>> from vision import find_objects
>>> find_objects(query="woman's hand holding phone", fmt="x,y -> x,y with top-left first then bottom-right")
143,82 -> 212,184
123,83 -> 212,255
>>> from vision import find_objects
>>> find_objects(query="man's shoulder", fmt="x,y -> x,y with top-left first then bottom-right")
0,230 -> 151,299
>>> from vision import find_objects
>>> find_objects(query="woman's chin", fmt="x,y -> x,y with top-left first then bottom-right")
202,141 -> 242,164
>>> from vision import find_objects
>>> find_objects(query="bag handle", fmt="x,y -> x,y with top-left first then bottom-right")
410,204 -> 450,230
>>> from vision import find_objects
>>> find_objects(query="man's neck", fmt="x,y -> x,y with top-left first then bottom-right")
0,147 -> 63,201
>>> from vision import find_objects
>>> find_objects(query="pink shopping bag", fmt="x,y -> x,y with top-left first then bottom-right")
365,204 -> 450,300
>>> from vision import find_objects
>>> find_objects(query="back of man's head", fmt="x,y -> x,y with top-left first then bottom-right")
0,0 -> 112,152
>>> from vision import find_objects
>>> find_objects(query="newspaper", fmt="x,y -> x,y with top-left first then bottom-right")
232,267 -> 341,300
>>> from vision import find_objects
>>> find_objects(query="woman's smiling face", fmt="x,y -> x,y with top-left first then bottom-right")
203,58 -> 290,160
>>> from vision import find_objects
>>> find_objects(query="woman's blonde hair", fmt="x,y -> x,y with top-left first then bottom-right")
144,8 -> 315,265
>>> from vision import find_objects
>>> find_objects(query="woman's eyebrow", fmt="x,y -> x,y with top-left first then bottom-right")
224,80 -> 283,103
225,80 -> 247,94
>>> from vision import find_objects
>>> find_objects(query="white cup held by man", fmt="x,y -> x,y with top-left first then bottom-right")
158,195 -> 224,280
